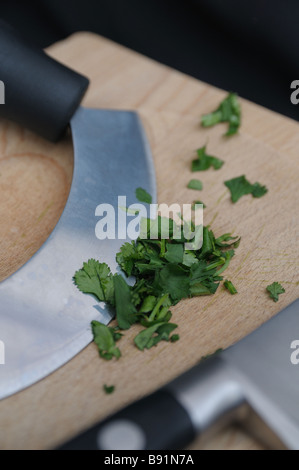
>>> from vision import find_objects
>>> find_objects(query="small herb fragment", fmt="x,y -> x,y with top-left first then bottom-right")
134,322 -> 178,351
187,179 -> 203,191
170,334 -> 180,343
135,187 -> 152,204
192,201 -> 206,210
266,282 -> 285,302
113,274 -> 138,330
224,175 -> 268,203
201,92 -> 241,136
223,279 -> 238,295
91,321 -> 121,360
103,384 -> 115,394
200,348 -> 223,362
192,146 -> 224,172
250,182 -> 268,198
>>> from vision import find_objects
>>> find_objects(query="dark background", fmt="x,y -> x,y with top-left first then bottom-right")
1,0 -> 298,121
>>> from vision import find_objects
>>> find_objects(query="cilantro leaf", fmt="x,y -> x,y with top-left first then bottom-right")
192,146 -> 224,172
134,322 -> 178,351
113,275 -> 138,330
201,92 -> 241,136
182,250 -> 197,267
223,279 -> 238,295
91,321 -> 121,360
164,243 -> 184,264
103,384 -> 115,394
266,282 -> 285,302
156,264 -> 190,302
224,175 -> 253,203
116,241 -> 143,277
251,182 -> 268,198
73,260 -> 115,305
224,175 -> 268,203
135,187 -> 152,204
187,179 -> 203,191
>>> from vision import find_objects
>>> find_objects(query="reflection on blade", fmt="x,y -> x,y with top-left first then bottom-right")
223,298 -> 299,449
0,108 -> 156,400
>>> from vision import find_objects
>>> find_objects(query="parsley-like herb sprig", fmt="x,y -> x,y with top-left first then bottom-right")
201,92 -> 241,136
266,282 -> 285,302
225,175 -> 268,203
192,146 -> 224,172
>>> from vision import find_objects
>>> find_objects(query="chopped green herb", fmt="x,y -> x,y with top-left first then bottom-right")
266,282 -> 285,302
192,200 -> 206,210
251,182 -> 268,198
192,146 -> 224,172
91,321 -> 121,360
200,348 -> 223,362
224,175 -> 268,203
103,384 -> 115,394
113,275 -> 138,330
135,187 -> 152,204
223,279 -> 238,295
73,260 -> 115,305
164,243 -> 184,264
201,92 -> 241,136
135,322 -> 178,350
74,217 -> 240,357
215,233 -> 241,249
187,179 -> 203,191
170,334 -> 180,343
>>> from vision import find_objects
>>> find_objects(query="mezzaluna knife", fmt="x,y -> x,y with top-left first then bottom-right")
0,21 -> 156,400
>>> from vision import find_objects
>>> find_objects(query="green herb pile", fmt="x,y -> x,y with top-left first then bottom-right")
74,217 -> 240,357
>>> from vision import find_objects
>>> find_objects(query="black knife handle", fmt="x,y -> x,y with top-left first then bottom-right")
0,20 -> 89,141
59,390 -> 196,450
58,357 -> 246,450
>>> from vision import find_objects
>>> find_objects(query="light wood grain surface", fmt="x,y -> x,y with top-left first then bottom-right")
0,32 -> 298,450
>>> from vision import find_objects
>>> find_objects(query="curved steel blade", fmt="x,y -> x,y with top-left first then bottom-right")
0,107 -> 156,399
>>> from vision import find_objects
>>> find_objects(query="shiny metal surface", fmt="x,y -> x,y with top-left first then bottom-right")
0,107 -> 156,400
167,358 -> 247,437
223,298 -> 299,449
168,299 -> 299,449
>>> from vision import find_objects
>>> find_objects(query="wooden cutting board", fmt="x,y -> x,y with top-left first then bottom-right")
0,32 -> 298,450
